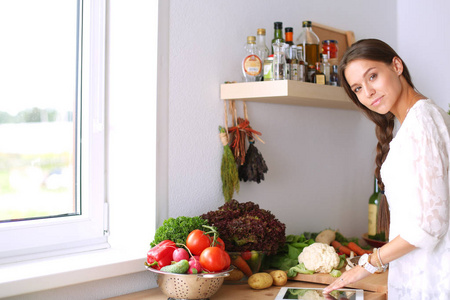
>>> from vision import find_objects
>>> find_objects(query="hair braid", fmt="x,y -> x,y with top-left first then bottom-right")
374,113 -> 395,238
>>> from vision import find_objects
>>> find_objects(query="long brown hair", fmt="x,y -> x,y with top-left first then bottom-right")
338,39 -> 415,239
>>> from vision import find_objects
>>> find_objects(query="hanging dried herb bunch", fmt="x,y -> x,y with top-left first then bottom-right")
219,126 -> 239,202
239,137 -> 268,183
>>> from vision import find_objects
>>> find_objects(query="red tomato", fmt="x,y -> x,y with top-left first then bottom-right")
241,250 -> 252,260
199,247 -> 230,272
223,250 -> 231,268
213,237 -> 225,251
186,229 -> 212,256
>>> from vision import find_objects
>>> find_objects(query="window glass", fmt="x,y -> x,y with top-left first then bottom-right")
0,0 -> 108,264
0,0 -> 79,222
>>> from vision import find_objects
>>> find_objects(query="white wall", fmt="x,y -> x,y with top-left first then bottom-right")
165,0 -> 394,239
397,0 -> 450,111
12,0 -> 450,299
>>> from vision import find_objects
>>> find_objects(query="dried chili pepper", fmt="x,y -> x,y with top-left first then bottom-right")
146,240 -> 177,269
228,118 -> 262,165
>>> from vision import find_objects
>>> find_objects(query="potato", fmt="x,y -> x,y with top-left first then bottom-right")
269,270 -> 288,286
315,229 -> 336,245
224,269 -> 244,281
248,272 -> 273,289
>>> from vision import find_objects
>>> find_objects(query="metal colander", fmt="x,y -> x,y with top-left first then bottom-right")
146,266 -> 232,300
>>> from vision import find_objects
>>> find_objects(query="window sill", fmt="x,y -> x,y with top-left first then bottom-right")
0,245 -> 147,298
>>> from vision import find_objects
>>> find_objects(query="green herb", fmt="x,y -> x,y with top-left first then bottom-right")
335,231 -> 360,245
150,216 -> 211,247
219,126 -> 239,202
263,234 -> 315,271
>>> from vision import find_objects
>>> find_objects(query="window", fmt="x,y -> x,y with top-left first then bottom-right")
0,0 -> 108,264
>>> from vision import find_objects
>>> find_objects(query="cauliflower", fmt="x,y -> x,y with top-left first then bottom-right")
298,242 -> 340,273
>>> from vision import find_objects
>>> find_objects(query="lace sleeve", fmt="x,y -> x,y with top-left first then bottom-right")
399,112 -> 449,250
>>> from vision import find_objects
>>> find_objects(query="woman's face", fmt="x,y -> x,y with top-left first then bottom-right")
344,58 -> 403,115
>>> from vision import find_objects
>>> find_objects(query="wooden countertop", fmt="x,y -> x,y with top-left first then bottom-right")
290,270 -> 388,293
107,280 -> 386,300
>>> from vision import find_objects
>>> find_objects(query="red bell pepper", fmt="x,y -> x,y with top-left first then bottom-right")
147,240 -> 177,269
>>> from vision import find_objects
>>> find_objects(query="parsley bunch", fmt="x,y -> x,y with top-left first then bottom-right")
150,216 -> 211,247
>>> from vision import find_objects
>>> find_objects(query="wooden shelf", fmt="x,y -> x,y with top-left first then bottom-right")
220,80 -> 356,110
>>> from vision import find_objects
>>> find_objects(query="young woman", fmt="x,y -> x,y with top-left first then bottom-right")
323,39 -> 450,299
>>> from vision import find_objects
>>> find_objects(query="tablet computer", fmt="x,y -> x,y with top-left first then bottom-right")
275,287 -> 364,300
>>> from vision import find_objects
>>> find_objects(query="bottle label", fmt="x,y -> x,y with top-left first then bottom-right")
368,204 -> 377,236
298,64 -> 306,81
291,64 -> 298,80
243,55 -> 262,76
263,60 -> 273,80
315,74 -> 325,85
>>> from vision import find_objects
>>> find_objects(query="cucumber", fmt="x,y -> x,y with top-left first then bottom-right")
160,259 -> 189,274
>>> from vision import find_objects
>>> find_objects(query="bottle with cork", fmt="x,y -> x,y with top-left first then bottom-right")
296,21 -> 320,74
242,36 -> 262,82
256,28 -> 269,80
271,22 -> 285,54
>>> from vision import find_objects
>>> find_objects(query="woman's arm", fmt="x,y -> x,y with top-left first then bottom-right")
323,235 -> 416,294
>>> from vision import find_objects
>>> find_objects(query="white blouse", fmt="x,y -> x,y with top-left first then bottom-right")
381,99 -> 450,299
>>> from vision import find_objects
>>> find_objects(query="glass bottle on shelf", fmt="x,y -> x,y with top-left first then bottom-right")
272,41 -> 286,80
242,36 -> 262,82
329,65 -> 339,86
290,46 -> 299,80
285,27 -> 294,46
306,65 -> 315,83
311,61 -> 325,84
322,54 -> 331,85
368,177 -> 381,239
256,28 -> 270,81
271,22 -> 284,54
284,44 -> 291,80
297,46 -> 306,82
296,21 -> 320,71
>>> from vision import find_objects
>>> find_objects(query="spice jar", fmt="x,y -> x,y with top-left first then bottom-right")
263,55 -> 274,81
322,40 -> 338,65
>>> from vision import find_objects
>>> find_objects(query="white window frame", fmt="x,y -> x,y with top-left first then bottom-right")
0,0 -> 109,265
0,0 -> 161,297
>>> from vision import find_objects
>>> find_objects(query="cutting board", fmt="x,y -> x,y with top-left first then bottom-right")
289,270 -> 388,293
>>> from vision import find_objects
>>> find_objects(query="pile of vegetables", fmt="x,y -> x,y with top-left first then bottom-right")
201,199 -> 286,255
146,225 -> 231,274
263,229 -> 370,279
150,216 -> 210,247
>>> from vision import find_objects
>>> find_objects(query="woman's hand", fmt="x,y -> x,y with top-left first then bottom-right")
323,265 -> 371,294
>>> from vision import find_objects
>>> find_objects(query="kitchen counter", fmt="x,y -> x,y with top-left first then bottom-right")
107,280 -> 386,300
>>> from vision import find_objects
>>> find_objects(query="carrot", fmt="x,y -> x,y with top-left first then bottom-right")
331,240 -> 352,256
231,255 -> 253,277
347,242 -> 366,256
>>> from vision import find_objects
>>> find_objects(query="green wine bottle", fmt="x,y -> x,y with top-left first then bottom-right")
271,22 -> 284,55
368,177 -> 380,239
